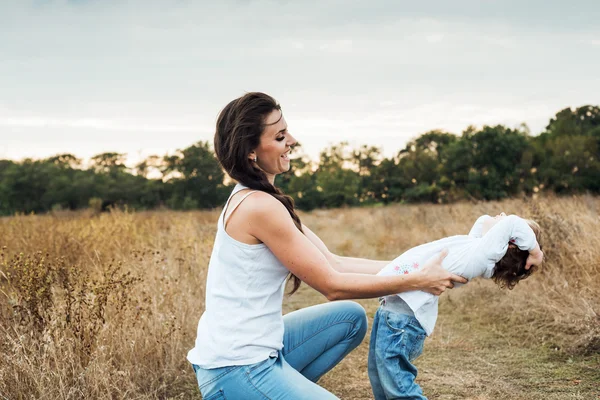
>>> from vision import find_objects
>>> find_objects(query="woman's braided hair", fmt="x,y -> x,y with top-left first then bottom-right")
214,92 -> 302,294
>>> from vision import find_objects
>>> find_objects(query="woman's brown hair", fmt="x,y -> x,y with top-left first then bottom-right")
492,220 -> 542,290
213,92 -> 302,294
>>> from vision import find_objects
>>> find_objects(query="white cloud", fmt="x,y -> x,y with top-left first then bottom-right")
425,33 -> 445,43
0,116 -> 200,133
0,0 -> 598,164
319,39 -> 353,52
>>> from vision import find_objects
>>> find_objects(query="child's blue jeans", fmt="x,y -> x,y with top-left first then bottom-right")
191,301 -> 367,399
368,306 -> 428,400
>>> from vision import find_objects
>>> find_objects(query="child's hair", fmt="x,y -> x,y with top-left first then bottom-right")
492,220 -> 542,290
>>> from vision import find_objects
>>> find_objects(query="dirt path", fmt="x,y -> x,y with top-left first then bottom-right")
284,287 -> 600,400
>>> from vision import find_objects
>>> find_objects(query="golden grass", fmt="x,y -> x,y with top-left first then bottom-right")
1,195 -> 599,399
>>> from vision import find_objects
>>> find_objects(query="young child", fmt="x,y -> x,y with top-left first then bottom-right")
368,213 -> 543,400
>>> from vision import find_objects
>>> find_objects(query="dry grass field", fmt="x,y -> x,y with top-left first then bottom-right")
1,195 -> 599,399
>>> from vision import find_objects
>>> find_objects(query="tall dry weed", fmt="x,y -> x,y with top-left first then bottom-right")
301,195 -> 600,354
0,209 -> 219,399
0,196 -> 598,399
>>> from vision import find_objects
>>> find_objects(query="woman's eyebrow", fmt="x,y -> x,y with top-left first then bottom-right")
275,126 -> 288,135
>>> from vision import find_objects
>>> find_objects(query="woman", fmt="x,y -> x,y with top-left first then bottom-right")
187,92 -> 467,399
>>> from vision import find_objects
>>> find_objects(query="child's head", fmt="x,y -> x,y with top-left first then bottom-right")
492,219 -> 542,290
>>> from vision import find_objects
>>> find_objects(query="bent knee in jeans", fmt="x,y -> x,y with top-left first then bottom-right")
192,353 -> 339,400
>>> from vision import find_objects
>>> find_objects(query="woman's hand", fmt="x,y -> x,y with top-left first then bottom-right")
418,249 -> 468,296
525,246 -> 544,270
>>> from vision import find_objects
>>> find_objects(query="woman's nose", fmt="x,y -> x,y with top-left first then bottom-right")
287,133 -> 298,146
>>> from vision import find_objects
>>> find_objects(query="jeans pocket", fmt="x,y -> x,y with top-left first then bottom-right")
405,324 -> 426,362
384,311 -> 410,332
203,389 -> 227,400
247,354 -> 278,376
383,311 -> 410,355
407,333 -> 425,362
195,365 -> 238,391
383,312 -> 426,362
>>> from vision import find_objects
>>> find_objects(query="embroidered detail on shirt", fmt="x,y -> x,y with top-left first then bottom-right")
393,263 -> 418,275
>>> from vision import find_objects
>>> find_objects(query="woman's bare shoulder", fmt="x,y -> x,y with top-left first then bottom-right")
229,190 -> 288,220
244,190 -> 288,215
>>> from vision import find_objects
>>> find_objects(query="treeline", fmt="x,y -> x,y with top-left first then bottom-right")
1,105 -> 599,215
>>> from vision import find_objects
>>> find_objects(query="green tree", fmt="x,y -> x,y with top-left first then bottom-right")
90,152 -> 127,173
443,125 -> 530,200
546,105 -> 600,137
313,143 -> 361,208
45,153 -> 82,169
162,141 -> 228,209
135,155 -> 164,179
534,136 -> 600,193
351,145 -> 383,204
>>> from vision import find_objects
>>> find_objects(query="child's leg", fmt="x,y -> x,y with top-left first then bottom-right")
371,309 -> 427,399
368,308 -> 387,400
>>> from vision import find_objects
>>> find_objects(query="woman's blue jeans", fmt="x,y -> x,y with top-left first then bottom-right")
191,301 -> 368,399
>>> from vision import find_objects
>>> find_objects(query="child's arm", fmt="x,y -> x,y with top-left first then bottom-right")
525,243 -> 544,270
474,215 -> 539,278
468,215 -> 492,238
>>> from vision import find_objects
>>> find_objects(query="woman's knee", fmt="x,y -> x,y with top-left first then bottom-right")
339,301 -> 368,340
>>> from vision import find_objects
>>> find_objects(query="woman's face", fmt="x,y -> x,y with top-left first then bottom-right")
250,109 -> 297,183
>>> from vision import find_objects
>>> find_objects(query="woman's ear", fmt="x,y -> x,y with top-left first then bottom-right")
248,152 -> 257,163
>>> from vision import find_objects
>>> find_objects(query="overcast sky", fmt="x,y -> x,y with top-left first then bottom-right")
1,0 -> 599,165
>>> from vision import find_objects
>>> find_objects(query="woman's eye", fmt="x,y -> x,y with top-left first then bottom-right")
276,136 -> 285,142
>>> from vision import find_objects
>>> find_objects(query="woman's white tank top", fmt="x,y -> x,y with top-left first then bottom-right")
186,184 -> 290,368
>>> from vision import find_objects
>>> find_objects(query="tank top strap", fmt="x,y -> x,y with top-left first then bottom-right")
220,184 -> 248,224
223,190 -> 259,228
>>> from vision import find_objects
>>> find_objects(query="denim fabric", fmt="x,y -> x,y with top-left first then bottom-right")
368,308 -> 427,400
191,301 -> 367,399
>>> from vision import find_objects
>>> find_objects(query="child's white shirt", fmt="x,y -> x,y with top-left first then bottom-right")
377,215 -> 537,335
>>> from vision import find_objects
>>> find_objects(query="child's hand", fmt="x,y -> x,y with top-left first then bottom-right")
419,249 -> 468,296
526,246 -> 544,270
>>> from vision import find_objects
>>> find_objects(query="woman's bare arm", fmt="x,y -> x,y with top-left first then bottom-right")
247,194 -> 466,300
302,224 -> 389,274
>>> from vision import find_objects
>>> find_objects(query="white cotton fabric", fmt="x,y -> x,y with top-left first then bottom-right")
187,184 -> 289,368
378,215 -> 537,336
